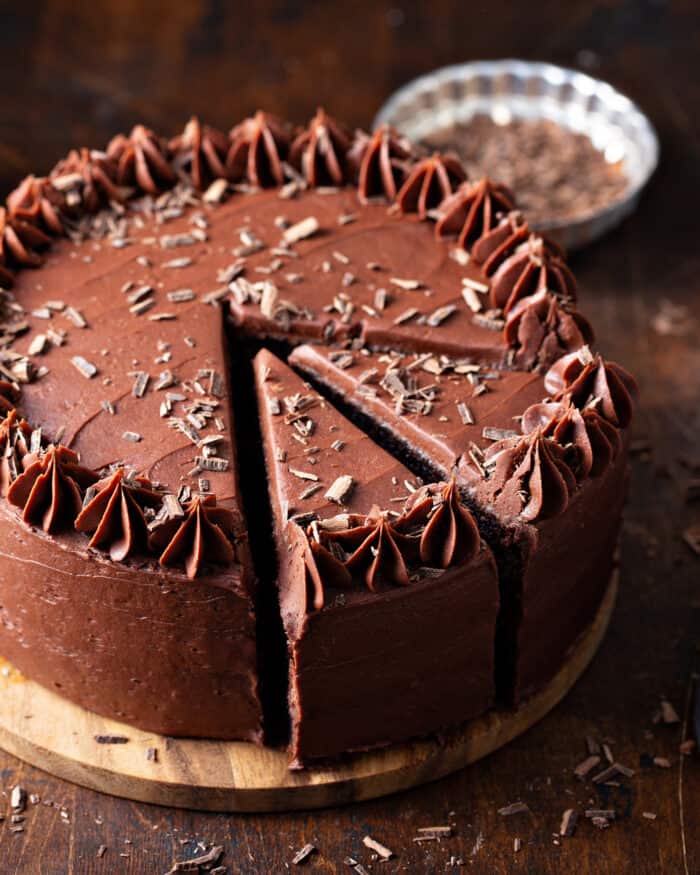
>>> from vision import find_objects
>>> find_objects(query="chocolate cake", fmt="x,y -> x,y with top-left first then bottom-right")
254,349 -> 499,763
0,110 -> 636,766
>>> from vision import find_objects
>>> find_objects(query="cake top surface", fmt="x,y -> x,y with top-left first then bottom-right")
0,109 -> 635,585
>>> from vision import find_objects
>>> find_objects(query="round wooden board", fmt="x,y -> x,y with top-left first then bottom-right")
0,575 -> 617,813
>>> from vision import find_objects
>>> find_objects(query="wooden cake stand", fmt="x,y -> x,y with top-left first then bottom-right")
0,576 -> 617,812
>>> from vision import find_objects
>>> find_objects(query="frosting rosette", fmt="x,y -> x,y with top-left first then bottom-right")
521,398 -> 621,480
7,444 -> 97,533
471,211 -> 529,272
289,108 -> 352,187
0,409 -> 35,497
6,175 -> 65,237
149,494 -> 237,579
397,152 -> 466,218
107,125 -> 176,194
469,429 -> 576,523
435,177 -> 515,250
504,288 -> 593,371
227,111 -> 291,188
50,147 -> 124,213
489,234 -> 576,313
0,207 -> 52,287
350,125 -> 414,203
169,117 -> 229,190
544,348 -> 637,428
410,477 -> 480,567
75,469 -> 163,562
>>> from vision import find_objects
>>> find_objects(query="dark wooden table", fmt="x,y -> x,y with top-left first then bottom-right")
0,2 -> 698,872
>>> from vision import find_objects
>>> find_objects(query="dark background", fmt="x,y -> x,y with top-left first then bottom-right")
0,1 -> 698,873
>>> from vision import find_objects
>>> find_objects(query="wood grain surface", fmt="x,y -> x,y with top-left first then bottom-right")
0,1 -> 698,873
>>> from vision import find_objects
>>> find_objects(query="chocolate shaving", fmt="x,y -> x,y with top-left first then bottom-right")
498,802 -> 529,816
560,809 -> 578,837
283,216 -> 319,244
164,845 -> 224,874
292,843 -> 316,865
325,475 -> 354,505
362,835 -> 393,859
71,355 -> 98,379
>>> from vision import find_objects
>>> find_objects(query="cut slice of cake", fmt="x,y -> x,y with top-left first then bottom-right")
291,342 -> 636,705
289,343 -> 547,477
253,348 -> 500,765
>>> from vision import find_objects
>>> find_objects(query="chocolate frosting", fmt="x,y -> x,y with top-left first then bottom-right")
489,234 -> 576,313
0,110 -> 637,761
396,152 -> 466,219
504,288 -> 594,371
471,211 -> 529,272
50,148 -> 124,213
521,399 -> 621,479
0,207 -> 51,284
169,117 -> 229,190
435,178 -> 515,249
413,478 -> 480,567
289,108 -> 352,187
312,504 -> 422,592
0,409 -> 34,496
7,444 -> 97,533
149,494 -> 236,579
544,349 -> 637,428
227,111 -> 291,188
0,380 -> 20,415
106,125 -> 176,194
75,469 -> 162,562
304,537 -> 350,611
473,429 -> 576,522
351,126 -> 413,203
302,480 -> 482,601
6,175 -> 65,237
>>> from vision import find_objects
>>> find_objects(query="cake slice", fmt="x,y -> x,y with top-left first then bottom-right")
291,343 -> 635,704
289,343 -> 547,477
253,348 -> 500,765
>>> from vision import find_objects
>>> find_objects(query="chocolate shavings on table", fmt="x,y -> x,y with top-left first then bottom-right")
292,842 -> 316,864
163,844 -> 224,874
560,808 -> 578,837
94,734 -> 129,744
344,858 -> 371,875
413,825 -> 453,842
497,801 -> 530,816
362,835 -> 393,859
